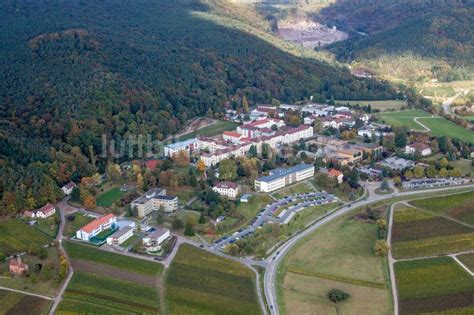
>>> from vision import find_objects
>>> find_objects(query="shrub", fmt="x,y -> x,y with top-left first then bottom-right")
374,240 -> 389,256
327,289 -> 350,303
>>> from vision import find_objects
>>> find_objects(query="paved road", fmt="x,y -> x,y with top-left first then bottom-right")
263,184 -> 474,315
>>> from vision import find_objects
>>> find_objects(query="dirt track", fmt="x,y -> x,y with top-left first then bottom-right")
70,259 -> 157,287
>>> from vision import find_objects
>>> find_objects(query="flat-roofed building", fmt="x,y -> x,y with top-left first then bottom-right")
131,188 -> 178,217
164,138 -> 200,157
106,226 -> 134,245
255,163 -> 315,193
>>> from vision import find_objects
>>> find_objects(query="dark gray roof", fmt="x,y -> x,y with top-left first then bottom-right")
256,164 -> 314,183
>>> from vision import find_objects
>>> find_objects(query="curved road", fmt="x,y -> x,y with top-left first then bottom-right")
263,183 -> 474,315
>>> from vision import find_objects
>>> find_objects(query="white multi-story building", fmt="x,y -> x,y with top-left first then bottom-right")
142,228 -> 170,251
61,182 -> 76,195
254,164 -> 315,193
131,188 -> 178,217
35,203 -> 56,218
237,118 -> 285,138
106,225 -> 135,245
212,181 -> 239,199
76,214 -> 117,241
164,138 -> 200,157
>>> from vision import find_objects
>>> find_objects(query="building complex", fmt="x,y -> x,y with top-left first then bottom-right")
255,163 -> 315,192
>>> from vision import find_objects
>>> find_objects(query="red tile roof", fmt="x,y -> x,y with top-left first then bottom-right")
80,213 -> 116,234
145,159 -> 159,170
38,203 -> 55,215
328,169 -> 343,177
214,181 -> 239,189
223,131 -> 242,138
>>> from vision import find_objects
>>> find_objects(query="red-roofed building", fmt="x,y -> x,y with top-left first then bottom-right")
237,118 -> 285,138
145,159 -> 160,170
62,182 -> 76,195
36,203 -> 56,219
76,213 -> 117,241
223,131 -> 244,143
405,142 -> 432,156
328,169 -> 344,184
9,256 -> 28,275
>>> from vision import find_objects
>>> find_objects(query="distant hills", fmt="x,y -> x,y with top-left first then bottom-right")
320,0 -> 474,79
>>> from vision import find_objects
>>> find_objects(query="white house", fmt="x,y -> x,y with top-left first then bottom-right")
405,143 -> 432,156
212,181 -> 239,199
35,203 -> 56,218
255,164 -> 315,193
76,213 -> 117,241
61,182 -> 76,195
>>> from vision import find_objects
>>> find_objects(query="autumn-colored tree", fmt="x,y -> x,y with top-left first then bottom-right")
438,168 -> 448,177
136,173 -> 144,190
242,96 -> 249,113
173,150 -> 190,166
196,159 -> 206,174
84,196 -> 96,209
374,240 -> 389,256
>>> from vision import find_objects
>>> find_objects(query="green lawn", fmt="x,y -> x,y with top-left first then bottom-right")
422,85 -> 456,97
96,187 -> 124,207
57,271 -> 159,314
377,110 -> 474,143
277,208 -> 392,314
272,181 -> 315,200
0,289 -> 52,315
179,121 -> 239,141
0,219 -> 51,256
119,234 -> 141,248
395,256 -> 474,314
236,194 -> 272,221
449,159 -> 474,176
63,241 -> 163,276
376,109 -> 432,130
32,212 -> 60,238
64,213 -> 95,237
166,244 -> 260,314
336,99 -> 407,111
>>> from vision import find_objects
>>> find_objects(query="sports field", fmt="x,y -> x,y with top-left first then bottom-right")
179,121 -> 239,141
377,110 -> 474,143
395,257 -> 474,314
277,210 -> 392,314
0,289 -> 51,315
166,244 -> 260,314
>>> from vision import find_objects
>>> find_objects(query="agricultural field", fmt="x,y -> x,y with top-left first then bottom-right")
272,181 -> 315,200
457,252 -> 474,272
57,271 -> 159,314
63,241 -> 163,276
96,187 -> 124,207
277,209 -> 391,314
63,212 -> 95,237
410,191 -> 474,225
0,246 -> 62,297
391,205 -> 473,259
395,257 -> 474,314
421,85 -> 456,97
0,289 -> 51,315
0,218 -> 51,256
166,244 -> 260,314
336,99 -> 407,111
179,120 -> 238,141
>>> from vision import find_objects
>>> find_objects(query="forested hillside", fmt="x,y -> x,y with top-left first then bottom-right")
320,0 -> 474,78
0,0 -> 397,212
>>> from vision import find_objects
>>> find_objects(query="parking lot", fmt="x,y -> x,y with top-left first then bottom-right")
403,178 -> 470,190
211,191 -> 337,250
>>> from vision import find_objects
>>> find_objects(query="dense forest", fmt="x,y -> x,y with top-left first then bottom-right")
320,0 -> 474,76
0,0 -> 400,211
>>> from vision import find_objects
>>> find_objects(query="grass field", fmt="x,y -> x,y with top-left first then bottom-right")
63,241 -> 163,276
236,194 -> 272,221
179,121 -> 239,141
30,212 -> 60,238
450,159 -> 474,176
0,219 -> 52,256
410,191 -> 474,225
376,110 -> 474,143
395,256 -> 474,314
391,205 -> 474,259
336,99 -> 407,111
457,252 -> 474,272
272,181 -> 315,200
0,289 -> 51,315
422,85 -> 456,97
57,271 -> 159,314
166,244 -> 260,314
277,209 -> 391,314
63,213 -> 95,237
96,187 -> 124,207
